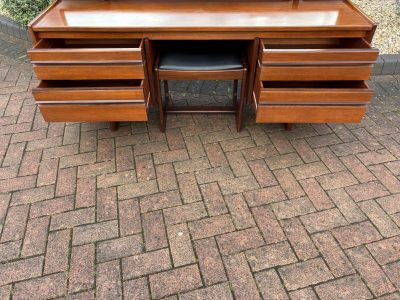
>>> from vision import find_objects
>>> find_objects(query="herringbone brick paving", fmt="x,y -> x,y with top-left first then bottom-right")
0,34 -> 400,299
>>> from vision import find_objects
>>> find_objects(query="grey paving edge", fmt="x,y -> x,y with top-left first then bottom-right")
0,15 -> 32,42
376,54 -> 400,76
1,14 -> 399,75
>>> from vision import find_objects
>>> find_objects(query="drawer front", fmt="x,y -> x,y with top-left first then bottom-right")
28,39 -> 143,63
260,65 -> 373,81
256,105 -> 366,124
39,104 -> 148,122
32,80 -> 146,103
258,82 -> 373,104
33,64 -> 145,80
33,87 -> 145,103
261,38 -> 379,64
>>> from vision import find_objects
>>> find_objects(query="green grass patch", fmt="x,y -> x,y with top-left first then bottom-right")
1,0 -> 52,26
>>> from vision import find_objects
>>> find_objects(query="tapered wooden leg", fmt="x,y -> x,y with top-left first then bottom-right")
164,80 -> 170,108
236,70 -> 247,132
110,122 -> 119,131
155,71 -> 166,132
233,80 -> 239,107
285,123 -> 294,131
246,39 -> 259,105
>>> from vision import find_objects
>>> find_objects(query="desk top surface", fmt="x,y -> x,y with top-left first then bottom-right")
32,0 -> 374,32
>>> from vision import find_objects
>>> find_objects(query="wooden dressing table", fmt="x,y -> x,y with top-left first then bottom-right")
27,0 -> 379,130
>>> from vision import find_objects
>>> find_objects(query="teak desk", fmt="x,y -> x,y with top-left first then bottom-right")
27,0 -> 379,130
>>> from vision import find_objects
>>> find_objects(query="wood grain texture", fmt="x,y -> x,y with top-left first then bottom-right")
39,104 -> 148,122
257,81 -> 373,104
33,80 -> 145,103
33,63 -> 145,80
36,30 -> 368,40
246,38 -> 259,104
261,38 -> 379,64
144,39 -> 158,106
28,38 -> 143,62
30,0 -> 374,32
260,65 -> 373,81
256,105 -> 366,123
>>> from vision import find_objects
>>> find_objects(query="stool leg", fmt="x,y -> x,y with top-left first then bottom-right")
164,80 -> 170,108
233,80 -> 239,107
155,71 -> 166,132
236,70 -> 247,132
110,122 -> 119,132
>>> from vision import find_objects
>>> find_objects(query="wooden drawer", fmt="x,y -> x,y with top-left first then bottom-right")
259,65 -> 373,81
33,63 -> 145,80
28,39 -> 144,63
252,61 -> 369,124
29,38 -> 145,80
256,81 -> 373,105
261,38 -> 379,64
32,80 -> 148,104
255,104 -> 366,124
39,104 -> 148,122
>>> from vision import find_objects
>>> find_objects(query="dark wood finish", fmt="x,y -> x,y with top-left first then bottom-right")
144,39 -> 158,106
245,39 -> 259,104
166,106 -> 236,114
237,70 -> 247,132
158,69 -> 245,81
233,80 -> 238,105
110,122 -> 119,131
153,54 -> 166,132
285,123 -> 294,131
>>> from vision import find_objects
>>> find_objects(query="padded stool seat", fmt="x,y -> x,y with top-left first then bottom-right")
159,51 -> 243,71
154,41 -> 248,133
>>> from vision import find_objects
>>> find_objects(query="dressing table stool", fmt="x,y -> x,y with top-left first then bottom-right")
153,42 -> 248,132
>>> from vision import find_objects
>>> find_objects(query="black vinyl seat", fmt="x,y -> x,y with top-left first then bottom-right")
159,51 -> 243,71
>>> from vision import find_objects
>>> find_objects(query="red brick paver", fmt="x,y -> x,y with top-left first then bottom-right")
1,48 -> 400,299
